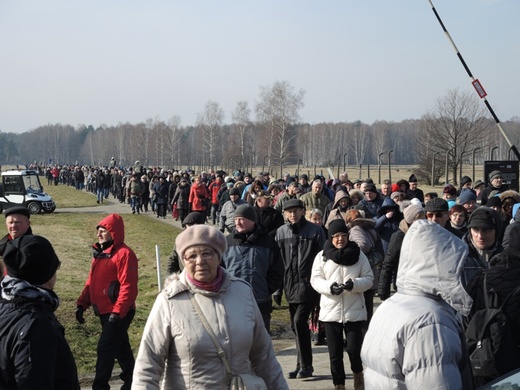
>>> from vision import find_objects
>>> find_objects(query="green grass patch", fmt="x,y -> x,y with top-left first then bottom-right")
43,183 -> 99,208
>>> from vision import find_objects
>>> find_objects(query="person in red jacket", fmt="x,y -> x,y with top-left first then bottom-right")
76,213 -> 138,390
208,175 -> 223,224
188,175 -> 210,216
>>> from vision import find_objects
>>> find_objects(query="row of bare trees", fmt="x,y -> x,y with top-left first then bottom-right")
2,84 -> 520,185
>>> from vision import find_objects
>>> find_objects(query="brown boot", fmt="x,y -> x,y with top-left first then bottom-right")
353,371 -> 364,390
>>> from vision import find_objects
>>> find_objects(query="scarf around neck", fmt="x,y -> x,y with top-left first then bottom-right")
1,275 -> 60,311
323,240 -> 361,266
186,266 -> 225,292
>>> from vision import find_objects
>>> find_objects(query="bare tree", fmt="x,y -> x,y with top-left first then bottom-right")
255,80 -> 305,172
417,88 -> 494,185
197,101 -> 224,170
231,100 -> 252,160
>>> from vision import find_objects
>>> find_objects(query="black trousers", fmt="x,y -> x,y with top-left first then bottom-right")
289,302 -> 315,369
93,310 -> 135,390
324,321 -> 364,385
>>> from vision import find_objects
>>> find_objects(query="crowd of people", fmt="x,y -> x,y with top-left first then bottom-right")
2,163 -> 520,389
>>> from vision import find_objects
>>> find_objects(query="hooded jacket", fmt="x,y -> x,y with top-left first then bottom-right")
132,270 -> 288,390
0,277 -> 80,390
77,214 -> 138,318
362,220 -> 474,389
324,190 -> 350,229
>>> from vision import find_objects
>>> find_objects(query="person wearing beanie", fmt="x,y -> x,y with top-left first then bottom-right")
133,226 -> 288,390
359,182 -> 384,219
254,190 -> 284,237
310,219 -> 373,390
166,212 -> 206,275
407,174 -> 424,204
0,206 -> 33,275
377,204 -> 426,302
275,198 -> 327,379
458,189 -> 477,215
76,213 -> 138,390
460,175 -> 473,191
0,235 -> 80,389
462,207 -> 503,287
479,170 -> 509,206
219,186 -> 247,234
221,204 -> 284,331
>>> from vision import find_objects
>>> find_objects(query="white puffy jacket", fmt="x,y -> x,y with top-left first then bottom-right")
310,249 -> 374,323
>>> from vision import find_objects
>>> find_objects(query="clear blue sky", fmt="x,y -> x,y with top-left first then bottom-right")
1,0 -> 518,134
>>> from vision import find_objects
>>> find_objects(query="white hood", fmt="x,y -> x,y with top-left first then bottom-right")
396,220 -> 473,316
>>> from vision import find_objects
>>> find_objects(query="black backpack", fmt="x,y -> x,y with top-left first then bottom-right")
465,273 -> 520,379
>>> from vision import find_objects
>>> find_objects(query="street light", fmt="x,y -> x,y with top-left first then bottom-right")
432,152 -> 439,186
459,151 -> 466,186
296,158 -> 303,176
262,155 -> 268,175
388,150 -> 393,184
343,152 -> 348,171
378,152 -> 385,184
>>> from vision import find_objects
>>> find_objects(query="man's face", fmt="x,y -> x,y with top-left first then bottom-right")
288,184 -> 299,196
5,214 -> 30,239
470,227 -> 496,250
409,182 -> 417,190
256,196 -> 271,209
381,184 -> 391,196
244,176 -> 252,184
97,227 -> 113,245
230,194 -> 240,203
312,182 -> 323,195
235,217 -> 255,234
284,207 -> 305,224
364,191 -> 377,201
299,178 -> 307,186
491,176 -> 503,188
426,210 -> 449,227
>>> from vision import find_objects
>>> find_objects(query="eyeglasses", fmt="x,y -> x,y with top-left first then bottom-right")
426,212 -> 446,219
184,249 -> 216,263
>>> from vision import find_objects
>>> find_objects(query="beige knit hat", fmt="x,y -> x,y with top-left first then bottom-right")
175,225 -> 227,260
403,204 -> 424,225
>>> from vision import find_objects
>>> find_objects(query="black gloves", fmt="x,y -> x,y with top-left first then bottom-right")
272,292 -> 282,306
76,306 -> 85,324
330,282 -> 344,295
108,313 -> 121,326
344,278 -> 354,291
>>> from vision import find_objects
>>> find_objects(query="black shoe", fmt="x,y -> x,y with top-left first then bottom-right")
314,338 -> 327,346
132,210 -> 135,214
296,366 -> 313,378
288,366 -> 301,379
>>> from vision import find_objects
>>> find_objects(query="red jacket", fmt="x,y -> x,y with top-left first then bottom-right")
188,181 -> 209,211
77,214 -> 138,318
208,180 -> 223,205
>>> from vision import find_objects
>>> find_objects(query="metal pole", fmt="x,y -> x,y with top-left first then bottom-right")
378,152 -> 384,184
432,152 -> 439,186
155,245 -> 162,292
459,151 -> 465,186
472,147 -> 480,181
343,152 -> 348,171
445,150 -> 450,185
427,0 -> 520,160
388,150 -> 393,184
337,154 -> 341,179
490,146 -> 498,160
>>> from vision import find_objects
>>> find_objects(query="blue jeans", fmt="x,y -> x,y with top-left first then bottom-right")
96,188 -> 104,203
131,196 -> 140,211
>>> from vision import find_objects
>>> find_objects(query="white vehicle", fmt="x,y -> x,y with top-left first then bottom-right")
0,170 -> 56,214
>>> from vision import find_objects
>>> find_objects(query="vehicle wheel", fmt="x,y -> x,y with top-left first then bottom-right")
43,205 -> 56,213
27,202 -> 42,214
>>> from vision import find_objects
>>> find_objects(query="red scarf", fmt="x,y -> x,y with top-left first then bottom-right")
186,266 -> 224,292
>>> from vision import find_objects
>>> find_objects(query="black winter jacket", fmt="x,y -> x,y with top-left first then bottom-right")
275,218 -> 326,303
222,225 -> 284,304
0,277 -> 80,390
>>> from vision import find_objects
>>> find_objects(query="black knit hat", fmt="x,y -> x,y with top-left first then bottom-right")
234,204 -> 258,223
328,220 -> 349,240
467,207 -> 500,230
229,187 -> 240,196
181,212 -> 206,228
3,235 -> 60,285
364,183 -> 377,193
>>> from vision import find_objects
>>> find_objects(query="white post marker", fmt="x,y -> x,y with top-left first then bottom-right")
156,245 -> 162,292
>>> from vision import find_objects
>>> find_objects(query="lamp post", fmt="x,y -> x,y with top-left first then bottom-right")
378,152 -> 385,184
296,158 -> 303,176
262,155 -> 268,175
343,152 -> 348,171
472,147 -> 481,182
459,151 -> 466,186
388,150 -> 393,184
432,152 -> 439,186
